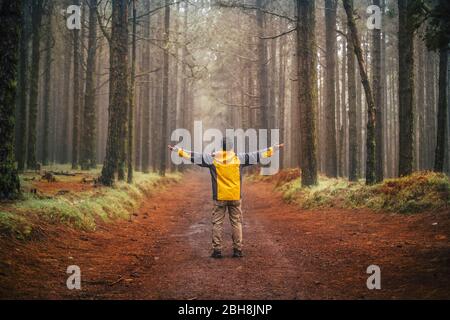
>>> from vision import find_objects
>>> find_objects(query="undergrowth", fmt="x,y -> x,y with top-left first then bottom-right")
0,169 -> 180,239
254,169 -> 449,214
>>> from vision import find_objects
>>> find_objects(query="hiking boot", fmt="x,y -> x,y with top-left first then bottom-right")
211,250 -> 222,259
232,248 -> 244,258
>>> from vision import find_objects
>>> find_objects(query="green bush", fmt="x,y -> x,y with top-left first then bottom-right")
276,171 -> 449,213
0,211 -> 32,239
0,170 -> 181,239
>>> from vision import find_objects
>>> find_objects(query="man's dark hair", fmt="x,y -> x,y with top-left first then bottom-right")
222,137 -> 234,151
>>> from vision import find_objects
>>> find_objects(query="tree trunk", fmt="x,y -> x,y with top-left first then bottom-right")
80,0 -> 98,170
141,0 -> 151,173
15,0 -> 30,172
397,0 -> 415,176
347,19 -> 358,181
61,21 -> 72,164
297,0 -> 318,186
324,0 -> 337,177
179,1 -> 188,135
169,3 -> 180,173
278,27 -> 286,169
256,0 -> 269,130
72,0 -> 81,169
41,7 -> 53,166
290,43 -> 300,168
341,22 -> 348,177
344,0 -> 377,185
26,0 -> 44,170
373,0 -> 384,182
127,0 -> 137,183
380,3 -> 387,176
152,67 -> 161,173
434,47 -> 448,171
0,0 -> 22,199
100,0 -> 129,186
336,36 -> 342,177
269,18 -> 277,130
417,38 -> 425,169
159,0 -> 170,177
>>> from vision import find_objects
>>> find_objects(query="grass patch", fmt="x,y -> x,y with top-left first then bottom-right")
0,168 -> 181,239
348,172 -> 450,213
0,211 -> 33,239
263,170 -> 449,213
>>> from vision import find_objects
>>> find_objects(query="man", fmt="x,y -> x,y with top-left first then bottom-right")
168,138 -> 284,259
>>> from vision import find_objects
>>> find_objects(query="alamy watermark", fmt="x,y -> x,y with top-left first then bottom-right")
170,121 -> 280,175
66,265 -> 81,290
367,5 -> 382,30
366,265 -> 381,290
63,5 -> 81,30
63,4 -> 382,31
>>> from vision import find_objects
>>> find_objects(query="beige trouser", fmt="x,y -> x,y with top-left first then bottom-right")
212,200 -> 243,251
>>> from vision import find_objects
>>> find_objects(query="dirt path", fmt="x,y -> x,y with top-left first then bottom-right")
1,172 -> 449,299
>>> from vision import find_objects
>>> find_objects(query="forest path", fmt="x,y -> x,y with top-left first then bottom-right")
1,171 -> 449,299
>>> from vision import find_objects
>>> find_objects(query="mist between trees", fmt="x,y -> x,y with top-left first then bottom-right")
1,0 -> 449,199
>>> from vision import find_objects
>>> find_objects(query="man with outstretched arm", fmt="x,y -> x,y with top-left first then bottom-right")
168,137 -> 284,259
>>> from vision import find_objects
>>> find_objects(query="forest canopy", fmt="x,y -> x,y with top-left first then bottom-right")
0,0 -> 449,198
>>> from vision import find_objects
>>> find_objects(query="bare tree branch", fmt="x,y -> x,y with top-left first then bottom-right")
260,27 -> 296,40
214,0 -> 296,23
134,1 -> 184,21
95,0 -> 111,43
213,96 -> 259,109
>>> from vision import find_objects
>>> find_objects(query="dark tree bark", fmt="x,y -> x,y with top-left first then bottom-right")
179,1 -> 188,134
141,0 -> 151,173
80,0 -> 98,170
344,0 -> 377,185
61,22 -> 72,164
72,0 -> 81,169
297,0 -> 318,186
127,0 -> 136,183
397,0 -> 416,176
15,0 -> 30,172
152,66 -> 161,173
434,47 -> 448,171
290,46 -> 300,168
341,23 -> 348,177
41,5 -> 53,166
169,2 -> 180,173
425,52 -> 436,169
256,0 -> 269,130
26,0 -> 44,170
278,27 -> 286,169
355,57 -> 362,177
417,38 -> 425,169
373,0 -> 384,182
380,1 -> 387,176
0,0 -> 22,199
268,17 -> 277,130
117,127 -> 126,180
159,0 -> 170,177
428,0 -> 450,172
100,0 -> 129,186
336,36 -> 342,177
347,19 -> 358,182
151,12 -> 163,174
324,0 -> 338,177
134,80 -> 141,171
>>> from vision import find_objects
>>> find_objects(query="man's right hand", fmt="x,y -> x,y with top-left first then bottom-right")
168,145 -> 178,152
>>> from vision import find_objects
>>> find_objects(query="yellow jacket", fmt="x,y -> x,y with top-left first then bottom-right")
178,147 -> 274,200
